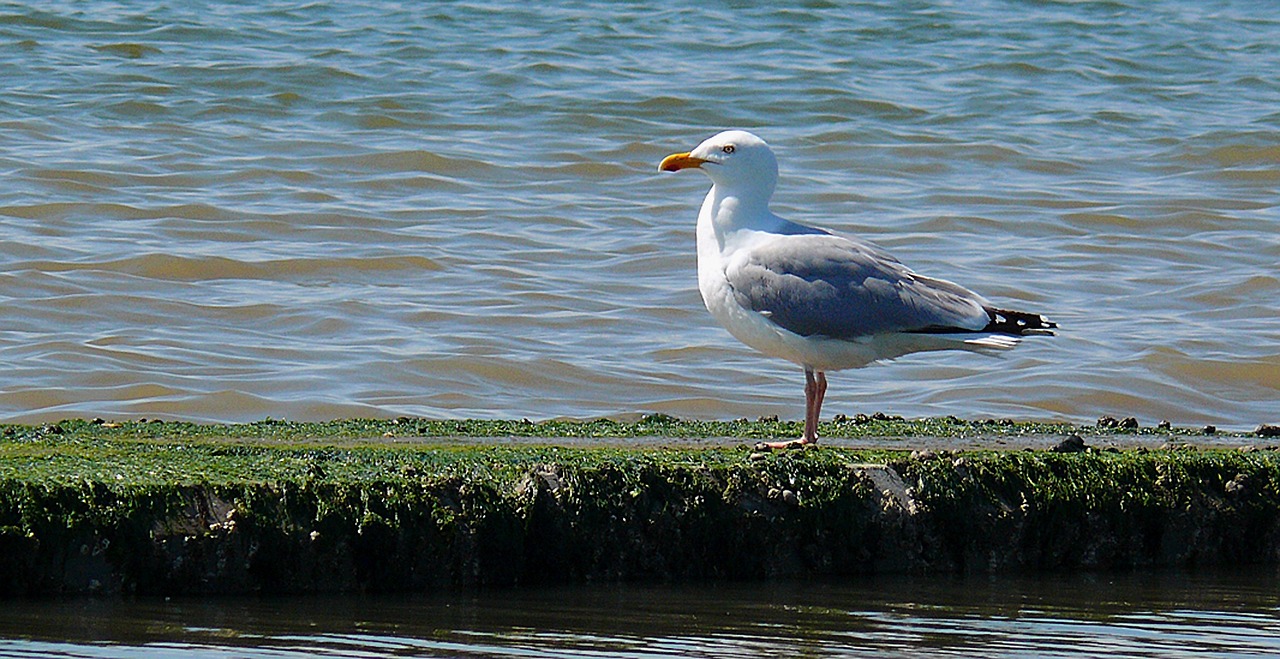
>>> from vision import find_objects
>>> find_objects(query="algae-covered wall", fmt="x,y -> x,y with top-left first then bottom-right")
2,419 -> 1278,595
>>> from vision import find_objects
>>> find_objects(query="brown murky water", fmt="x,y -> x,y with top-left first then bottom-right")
2,2 -> 1278,428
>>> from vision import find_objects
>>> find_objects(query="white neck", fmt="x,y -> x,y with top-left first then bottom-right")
703,183 -> 777,234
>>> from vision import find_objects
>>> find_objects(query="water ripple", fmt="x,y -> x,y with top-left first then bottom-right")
1,0 -> 1277,426
2,571 -> 1278,657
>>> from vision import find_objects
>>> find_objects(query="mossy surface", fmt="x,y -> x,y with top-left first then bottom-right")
0,417 -> 1276,595
0,413 -> 1241,451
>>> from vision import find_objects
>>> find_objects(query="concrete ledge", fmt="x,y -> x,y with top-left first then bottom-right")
2,424 -> 1277,595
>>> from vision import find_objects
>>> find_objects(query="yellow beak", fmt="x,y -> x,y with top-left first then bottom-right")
658,152 -> 707,172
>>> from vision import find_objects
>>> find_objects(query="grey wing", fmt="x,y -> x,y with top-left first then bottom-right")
725,234 -> 992,339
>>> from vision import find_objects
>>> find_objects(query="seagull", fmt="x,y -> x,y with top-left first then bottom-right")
658,130 -> 1055,448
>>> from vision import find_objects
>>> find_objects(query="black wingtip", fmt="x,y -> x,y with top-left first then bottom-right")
984,308 -> 1057,336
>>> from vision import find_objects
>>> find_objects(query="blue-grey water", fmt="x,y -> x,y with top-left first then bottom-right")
1,1 -> 1278,428
1,571 -> 1278,658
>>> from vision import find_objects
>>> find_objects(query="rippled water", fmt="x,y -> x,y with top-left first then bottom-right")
2,1 -> 1277,427
1,570 -> 1278,657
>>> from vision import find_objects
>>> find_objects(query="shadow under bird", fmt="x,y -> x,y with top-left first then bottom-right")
659,130 -> 1056,448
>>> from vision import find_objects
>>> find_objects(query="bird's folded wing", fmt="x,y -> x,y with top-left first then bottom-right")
724,234 -> 992,339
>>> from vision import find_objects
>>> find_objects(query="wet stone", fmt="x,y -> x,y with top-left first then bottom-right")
1225,474 -> 1248,496
1051,435 -> 1088,453
536,469 -> 563,492
1255,424 -> 1280,438
1097,416 -> 1139,430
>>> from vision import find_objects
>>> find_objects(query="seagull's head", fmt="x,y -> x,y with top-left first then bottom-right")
659,130 -> 778,199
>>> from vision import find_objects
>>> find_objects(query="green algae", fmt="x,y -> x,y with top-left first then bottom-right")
0,413 -> 1238,450
0,417 -> 1277,595
894,449 -> 1280,570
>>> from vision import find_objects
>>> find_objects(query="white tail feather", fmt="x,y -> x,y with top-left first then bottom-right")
964,334 -> 1022,350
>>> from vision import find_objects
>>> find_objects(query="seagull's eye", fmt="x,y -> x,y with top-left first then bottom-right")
721,145 -> 735,154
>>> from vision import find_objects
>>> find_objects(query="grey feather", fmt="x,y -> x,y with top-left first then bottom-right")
725,233 -> 992,339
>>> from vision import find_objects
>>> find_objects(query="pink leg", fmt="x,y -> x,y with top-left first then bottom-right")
759,368 -> 826,449
805,370 -> 827,444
